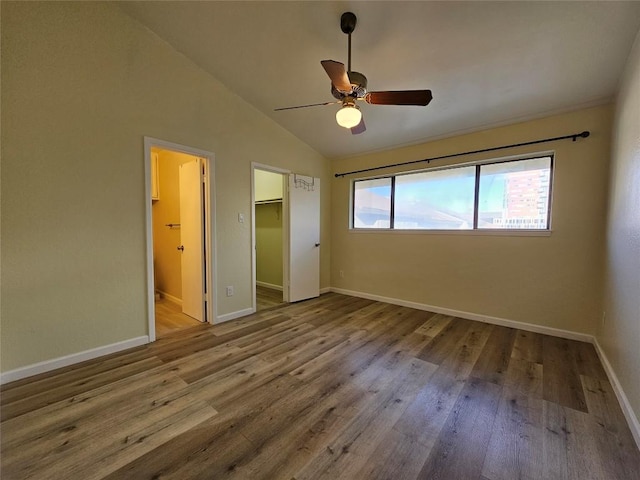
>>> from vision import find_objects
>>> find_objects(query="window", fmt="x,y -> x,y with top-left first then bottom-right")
352,155 -> 553,231
353,177 -> 392,228
477,157 -> 551,229
394,166 -> 476,230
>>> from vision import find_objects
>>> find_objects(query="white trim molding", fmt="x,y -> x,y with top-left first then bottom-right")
256,281 -> 283,292
592,338 -> 640,449
330,287 -> 593,342
215,308 -> 255,324
157,290 -> 182,305
0,336 -> 149,385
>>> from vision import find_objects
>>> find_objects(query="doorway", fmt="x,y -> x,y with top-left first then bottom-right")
144,138 -> 216,342
253,167 -> 287,312
251,164 -> 321,312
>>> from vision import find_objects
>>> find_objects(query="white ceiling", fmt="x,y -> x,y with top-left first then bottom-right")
120,1 -> 640,159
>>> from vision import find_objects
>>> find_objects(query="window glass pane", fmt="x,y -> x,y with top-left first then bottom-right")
353,178 -> 392,228
394,166 -> 475,230
478,156 -> 551,229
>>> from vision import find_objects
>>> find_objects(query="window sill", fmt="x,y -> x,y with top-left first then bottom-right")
348,228 -> 552,237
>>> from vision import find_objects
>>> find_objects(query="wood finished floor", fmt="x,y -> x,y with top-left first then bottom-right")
256,284 -> 285,312
155,297 -> 202,337
2,293 -> 639,479
156,285 -> 283,338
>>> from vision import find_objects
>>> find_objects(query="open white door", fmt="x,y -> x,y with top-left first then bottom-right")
179,159 -> 205,321
289,174 -> 320,302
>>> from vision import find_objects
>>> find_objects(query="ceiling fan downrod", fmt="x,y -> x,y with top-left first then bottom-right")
340,12 -> 357,73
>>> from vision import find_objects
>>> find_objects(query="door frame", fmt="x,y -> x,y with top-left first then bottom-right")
251,162 -> 290,312
144,137 -> 216,342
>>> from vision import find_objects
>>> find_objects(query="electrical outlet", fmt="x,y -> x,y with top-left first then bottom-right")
238,213 -> 244,224
226,286 -> 234,297
339,270 -> 344,278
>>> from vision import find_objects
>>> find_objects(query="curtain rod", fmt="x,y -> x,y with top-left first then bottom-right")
334,130 -> 590,178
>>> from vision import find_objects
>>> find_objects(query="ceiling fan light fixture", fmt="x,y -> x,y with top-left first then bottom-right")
273,11 -> 432,137
336,104 -> 362,129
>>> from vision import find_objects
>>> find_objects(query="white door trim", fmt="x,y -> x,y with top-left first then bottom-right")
144,137 -> 217,342
251,162 -> 290,313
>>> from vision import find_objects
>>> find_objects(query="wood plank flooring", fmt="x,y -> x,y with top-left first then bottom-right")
256,284 -> 285,311
155,297 -> 201,337
2,293 -> 639,479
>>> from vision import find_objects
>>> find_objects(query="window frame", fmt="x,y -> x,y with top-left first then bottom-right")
350,153 -> 555,233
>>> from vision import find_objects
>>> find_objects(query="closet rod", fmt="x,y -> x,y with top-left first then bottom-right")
334,130 -> 590,178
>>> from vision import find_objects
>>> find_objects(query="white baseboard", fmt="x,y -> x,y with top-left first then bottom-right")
0,336 -> 150,385
329,287 -> 594,343
215,307 -> 255,324
255,284 -> 329,295
157,290 -> 182,305
592,338 -> 640,449
256,281 -> 283,291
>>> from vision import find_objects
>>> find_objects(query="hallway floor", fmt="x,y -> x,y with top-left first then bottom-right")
155,297 -> 201,337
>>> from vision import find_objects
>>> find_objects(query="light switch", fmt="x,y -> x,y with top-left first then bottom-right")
238,213 -> 244,223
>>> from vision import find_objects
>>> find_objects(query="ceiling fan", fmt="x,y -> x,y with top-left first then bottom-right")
274,11 -> 433,135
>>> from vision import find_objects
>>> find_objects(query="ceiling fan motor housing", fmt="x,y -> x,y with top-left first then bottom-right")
331,70 -> 368,99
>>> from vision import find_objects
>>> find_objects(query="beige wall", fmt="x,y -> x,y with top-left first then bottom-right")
151,148 -> 199,301
255,203 -> 284,287
601,29 -> 640,427
1,2 -> 330,373
331,105 -> 612,334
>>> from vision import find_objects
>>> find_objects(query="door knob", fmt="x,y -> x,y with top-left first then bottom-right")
315,243 -> 320,247
177,245 -> 184,252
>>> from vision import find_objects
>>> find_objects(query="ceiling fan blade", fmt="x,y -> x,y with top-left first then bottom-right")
274,100 -> 339,111
321,60 -> 352,93
351,117 -> 366,135
364,90 -> 433,106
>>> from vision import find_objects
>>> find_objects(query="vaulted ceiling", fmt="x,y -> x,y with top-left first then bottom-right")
120,1 -> 640,159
